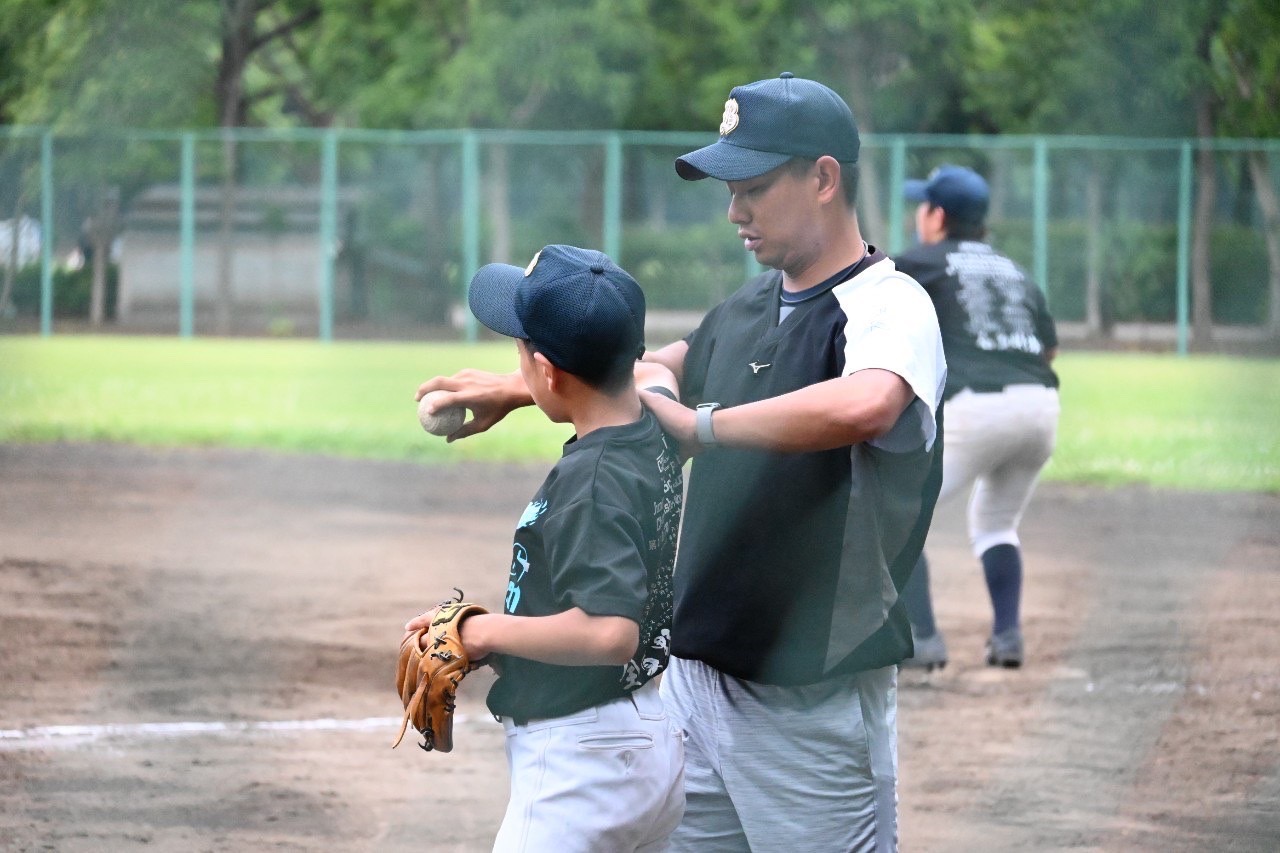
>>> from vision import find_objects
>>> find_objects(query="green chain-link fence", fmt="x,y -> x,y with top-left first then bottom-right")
2,127 -> 1278,351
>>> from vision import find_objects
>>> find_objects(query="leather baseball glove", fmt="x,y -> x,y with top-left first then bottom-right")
393,590 -> 489,752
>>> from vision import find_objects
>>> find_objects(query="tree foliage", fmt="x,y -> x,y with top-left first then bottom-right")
3,0 -> 217,128
1209,0 -> 1280,138
0,0 -> 1275,138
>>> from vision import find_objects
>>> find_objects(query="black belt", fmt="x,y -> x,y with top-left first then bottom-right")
964,382 -> 1010,394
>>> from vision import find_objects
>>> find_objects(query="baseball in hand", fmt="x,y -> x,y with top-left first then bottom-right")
418,391 -> 466,437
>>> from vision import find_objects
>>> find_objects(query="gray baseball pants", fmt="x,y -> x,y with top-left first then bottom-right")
660,656 -> 898,852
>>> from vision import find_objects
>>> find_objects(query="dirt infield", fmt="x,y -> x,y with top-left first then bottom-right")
1,443 -> 1277,852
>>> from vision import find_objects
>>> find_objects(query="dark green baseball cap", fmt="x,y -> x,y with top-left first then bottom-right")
675,73 -> 861,182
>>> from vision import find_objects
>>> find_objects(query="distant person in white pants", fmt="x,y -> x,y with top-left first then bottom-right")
895,165 -> 1061,669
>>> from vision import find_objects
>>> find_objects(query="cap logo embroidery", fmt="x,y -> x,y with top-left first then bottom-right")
719,98 -> 739,136
523,249 -> 541,276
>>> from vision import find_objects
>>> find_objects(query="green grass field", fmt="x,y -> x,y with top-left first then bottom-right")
1,336 -> 1277,492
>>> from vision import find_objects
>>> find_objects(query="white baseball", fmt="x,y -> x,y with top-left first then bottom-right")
417,391 -> 466,437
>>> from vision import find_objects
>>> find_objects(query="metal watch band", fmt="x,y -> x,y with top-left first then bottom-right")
695,402 -> 721,446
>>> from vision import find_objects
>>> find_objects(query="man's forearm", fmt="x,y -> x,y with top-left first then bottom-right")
704,370 -> 914,453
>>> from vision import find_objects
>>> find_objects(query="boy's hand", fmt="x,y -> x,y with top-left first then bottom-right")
404,605 -> 494,664
393,597 -> 490,752
402,605 -> 441,639
415,370 -> 532,441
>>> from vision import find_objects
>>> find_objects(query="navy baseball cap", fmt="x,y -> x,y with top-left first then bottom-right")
903,165 -> 990,223
468,245 -> 646,382
675,72 -> 860,182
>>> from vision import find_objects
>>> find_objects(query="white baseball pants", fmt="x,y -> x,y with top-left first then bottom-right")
940,384 -> 1060,556
493,679 -> 685,853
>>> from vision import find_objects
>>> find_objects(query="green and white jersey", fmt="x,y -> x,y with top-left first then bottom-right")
486,403 -> 682,722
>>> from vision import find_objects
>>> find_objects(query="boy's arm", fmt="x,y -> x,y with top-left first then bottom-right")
633,360 -> 679,398
403,606 -> 639,667
642,340 -> 688,387
414,340 -> 690,442
414,369 -> 534,441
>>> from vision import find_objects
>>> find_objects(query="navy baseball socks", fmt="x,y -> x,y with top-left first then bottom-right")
900,547 -> 1025,668
982,544 -> 1024,667
900,554 -> 948,671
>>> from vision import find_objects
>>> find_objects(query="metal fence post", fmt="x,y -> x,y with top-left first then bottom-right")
604,133 -> 622,261
889,136 -> 907,255
179,132 -> 196,338
461,131 -> 480,343
1176,141 -> 1192,357
317,129 -> 338,342
39,131 -> 53,337
1033,137 -> 1049,297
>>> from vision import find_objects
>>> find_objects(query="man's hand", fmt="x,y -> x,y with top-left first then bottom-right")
639,389 -> 701,460
414,370 -> 533,442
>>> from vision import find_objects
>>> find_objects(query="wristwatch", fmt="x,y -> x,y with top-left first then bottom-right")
695,402 -> 722,447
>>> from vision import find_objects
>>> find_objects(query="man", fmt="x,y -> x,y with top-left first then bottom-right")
418,74 -> 945,851
636,73 -> 945,852
894,165 -> 1060,671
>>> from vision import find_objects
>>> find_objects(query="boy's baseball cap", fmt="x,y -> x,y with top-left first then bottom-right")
675,72 -> 860,182
903,164 -> 990,224
468,244 -> 646,383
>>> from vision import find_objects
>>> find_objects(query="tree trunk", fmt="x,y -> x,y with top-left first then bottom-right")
1245,151 -> 1280,336
1191,99 -> 1217,349
216,137 -> 237,335
0,190 -> 27,317
840,68 -> 887,246
485,144 -> 512,264
1084,162 -> 1104,335
418,152 -> 450,324
88,189 -> 118,327
214,0 -> 255,336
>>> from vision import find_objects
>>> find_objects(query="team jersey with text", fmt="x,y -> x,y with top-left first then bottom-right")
485,404 -> 682,722
674,252 -> 947,685
895,239 -> 1058,399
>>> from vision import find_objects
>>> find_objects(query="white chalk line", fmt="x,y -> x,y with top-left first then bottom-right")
0,713 -> 494,751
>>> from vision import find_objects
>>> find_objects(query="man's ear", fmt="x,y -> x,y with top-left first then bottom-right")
814,155 -> 842,205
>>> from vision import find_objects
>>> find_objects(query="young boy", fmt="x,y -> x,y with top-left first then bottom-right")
404,244 -> 685,852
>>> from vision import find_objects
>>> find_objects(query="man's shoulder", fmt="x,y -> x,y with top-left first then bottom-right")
692,269 -> 779,337
726,269 -> 782,304
835,257 -> 930,304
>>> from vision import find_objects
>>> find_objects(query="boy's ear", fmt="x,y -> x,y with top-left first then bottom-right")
531,351 -> 560,392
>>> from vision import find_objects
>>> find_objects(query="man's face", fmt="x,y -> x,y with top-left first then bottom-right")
725,163 -> 821,273
914,201 -> 946,246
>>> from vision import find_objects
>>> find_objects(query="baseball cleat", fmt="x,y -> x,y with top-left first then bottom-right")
985,627 -> 1024,668
901,629 -> 948,671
